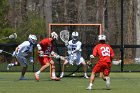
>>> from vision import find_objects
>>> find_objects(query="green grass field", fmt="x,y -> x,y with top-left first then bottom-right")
0,72 -> 140,93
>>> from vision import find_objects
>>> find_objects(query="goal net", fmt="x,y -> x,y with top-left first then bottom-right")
49,23 -> 103,77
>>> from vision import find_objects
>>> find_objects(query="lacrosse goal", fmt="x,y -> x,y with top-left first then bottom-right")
48,23 -> 103,77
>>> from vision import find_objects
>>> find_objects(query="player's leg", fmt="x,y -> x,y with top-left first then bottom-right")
86,72 -> 95,90
50,60 -> 60,81
7,60 -> 20,70
99,72 -> 104,78
78,57 -> 89,78
102,63 -> 111,89
20,66 -> 28,80
86,63 -> 101,90
17,56 -> 28,80
35,63 -> 50,81
34,57 -> 50,81
60,59 -> 68,78
103,74 -> 110,89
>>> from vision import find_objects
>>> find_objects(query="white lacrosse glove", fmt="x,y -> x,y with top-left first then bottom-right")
38,51 -> 44,57
51,51 -> 60,59
90,55 -> 95,58
12,51 -> 17,57
29,57 -> 34,63
55,55 -> 60,59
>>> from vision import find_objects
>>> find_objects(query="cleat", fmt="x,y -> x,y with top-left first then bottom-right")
106,77 -> 110,89
86,86 -> 92,90
19,76 -> 26,80
34,73 -> 39,81
84,75 -> 89,79
60,73 -> 64,78
7,64 -> 10,70
51,77 -> 60,81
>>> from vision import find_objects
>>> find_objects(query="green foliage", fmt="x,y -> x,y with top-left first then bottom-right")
0,0 -> 16,43
16,12 -> 46,43
0,27 -> 16,43
0,0 -> 9,30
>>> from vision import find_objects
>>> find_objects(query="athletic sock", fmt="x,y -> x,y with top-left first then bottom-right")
89,83 -> 93,87
84,73 -> 87,76
52,72 -> 56,77
36,70 -> 40,75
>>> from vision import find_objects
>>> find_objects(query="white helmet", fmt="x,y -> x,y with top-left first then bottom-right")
72,32 -> 79,40
28,34 -> 37,44
51,32 -> 58,40
98,35 -> 106,41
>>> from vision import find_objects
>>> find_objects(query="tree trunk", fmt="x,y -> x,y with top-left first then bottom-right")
136,0 -> 140,58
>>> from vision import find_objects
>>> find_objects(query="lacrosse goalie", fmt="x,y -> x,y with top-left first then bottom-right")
34,32 -> 61,81
60,31 -> 89,78
7,34 -> 37,80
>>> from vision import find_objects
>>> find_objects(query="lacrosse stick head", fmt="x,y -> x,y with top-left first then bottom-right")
8,33 -> 17,39
60,30 -> 69,44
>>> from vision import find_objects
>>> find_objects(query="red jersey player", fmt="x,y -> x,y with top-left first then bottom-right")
34,32 -> 60,81
86,35 -> 115,90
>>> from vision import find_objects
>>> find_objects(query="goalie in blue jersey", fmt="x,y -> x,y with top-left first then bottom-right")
60,31 -> 89,78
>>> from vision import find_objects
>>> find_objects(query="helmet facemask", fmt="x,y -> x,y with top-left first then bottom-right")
51,32 -> 58,40
28,34 -> 37,45
72,32 -> 79,41
98,35 -> 106,41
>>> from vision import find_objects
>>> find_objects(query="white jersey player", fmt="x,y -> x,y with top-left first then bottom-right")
60,32 -> 89,78
7,34 -> 37,80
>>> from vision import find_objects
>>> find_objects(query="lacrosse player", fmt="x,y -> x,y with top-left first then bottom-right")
86,35 -> 115,90
34,32 -> 60,81
60,31 -> 89,78
7,34 -> 37,80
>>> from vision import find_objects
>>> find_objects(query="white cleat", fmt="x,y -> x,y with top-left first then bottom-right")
60,73 -> 64,78
106,77 -> 110,89
86,85 -> 92,90
7,64 -> 10,70
84,75 -> 89,79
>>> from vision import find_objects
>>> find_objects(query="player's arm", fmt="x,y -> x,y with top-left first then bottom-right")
50,51 -> 65,60
37,43 -> 44,57
51,51 -> 59,58
110,47 -> 115,61
12,47 -> 19,57
89,46 -> 98,62
91,45 -> 98,58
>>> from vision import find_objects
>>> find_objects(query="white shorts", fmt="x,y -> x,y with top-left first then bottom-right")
68,53 -> 85,65
16,55 -> 27,67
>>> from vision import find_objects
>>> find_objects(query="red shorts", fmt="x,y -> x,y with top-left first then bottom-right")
38,56 -> 52,66
92,61 -> 111,76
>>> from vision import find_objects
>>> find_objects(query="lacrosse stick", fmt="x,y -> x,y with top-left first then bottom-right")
60,30 -> 69,44
0,49 -> 13,55
40,54 -> 67,60
0,33 -> 17,40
